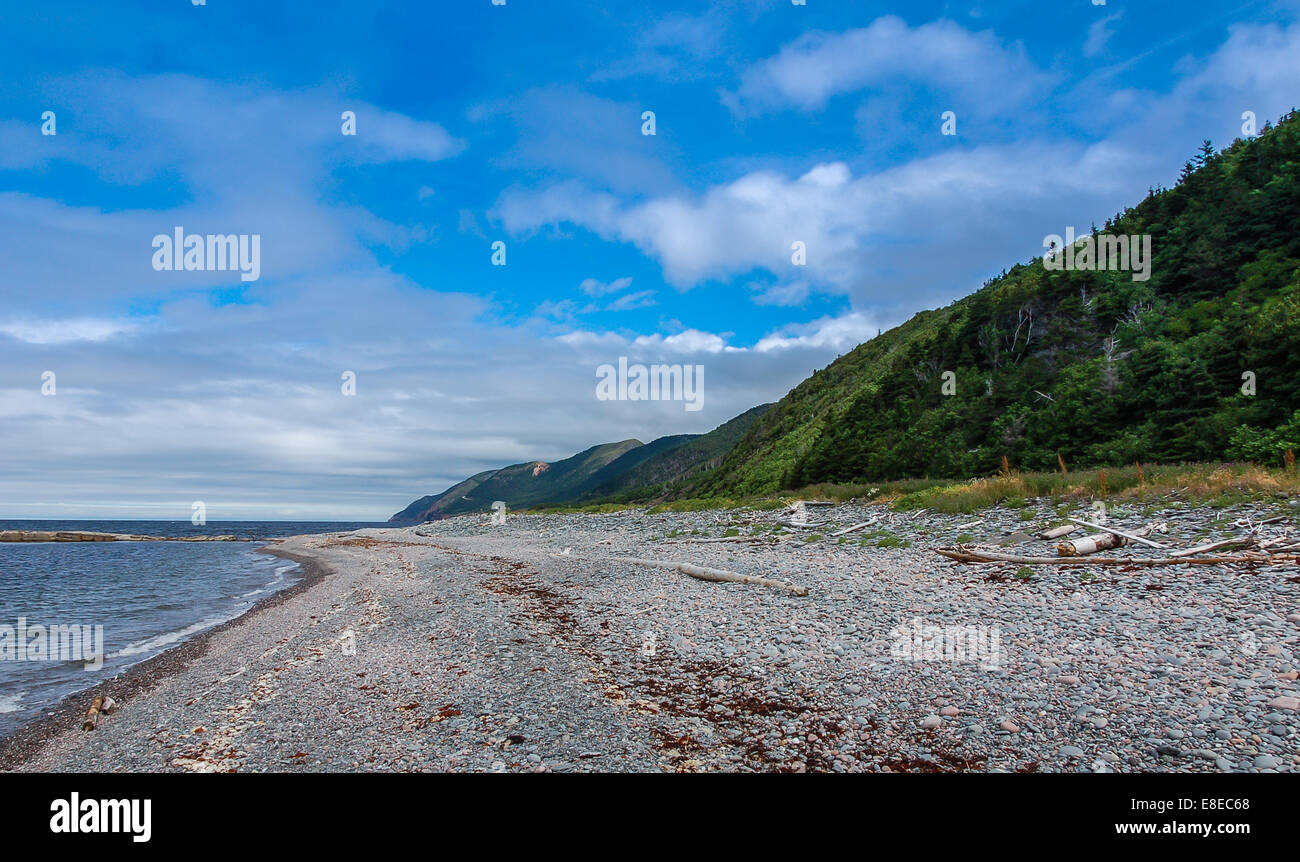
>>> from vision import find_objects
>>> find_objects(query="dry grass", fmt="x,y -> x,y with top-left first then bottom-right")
522,463 -> 1299,518
880,462 -> 1299,514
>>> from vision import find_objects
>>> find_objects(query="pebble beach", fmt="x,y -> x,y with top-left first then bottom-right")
4,499 -> 1298,773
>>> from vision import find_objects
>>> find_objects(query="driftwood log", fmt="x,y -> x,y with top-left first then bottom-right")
1059,522 -> 1166,556
1036,525 -> 1077,540
613,556 -> 808,596
1170,537 -> 1256,557
934,547 -> 1298,567
1058,531 -> 1127,556
665,535 -> 771,545
83,695 -> 104,731
1066,518 -> 1169,549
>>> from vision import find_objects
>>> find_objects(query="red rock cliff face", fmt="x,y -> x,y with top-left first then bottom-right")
532,462 -> 550,477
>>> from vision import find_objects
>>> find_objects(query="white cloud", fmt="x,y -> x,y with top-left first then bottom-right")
588,7 -> 734,83
0,75 -> 464,308
500,19 -> 1300,317
470,86 -> 681,195
556,327 -> 739,355
555,329 -> 632,350
354,108 -> 465,163
727,16 -> 1054,116
604,289 -> 656,312
497,141 -> 1131,309
0,317 -> 140,344
755,312 -> 885,353
1084,12 -> 1123,58
579,276 -> 634,296
632,329 -> 740,354
750,280 -> 810,307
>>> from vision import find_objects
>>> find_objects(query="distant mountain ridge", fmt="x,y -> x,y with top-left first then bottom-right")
389,440 -> 638,524
388,405 -> 771,524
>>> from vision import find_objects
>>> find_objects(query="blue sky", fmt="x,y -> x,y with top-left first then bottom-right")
1,0 -> 1298,519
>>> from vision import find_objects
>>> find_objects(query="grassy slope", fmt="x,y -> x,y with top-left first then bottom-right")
689,315 -> 953,497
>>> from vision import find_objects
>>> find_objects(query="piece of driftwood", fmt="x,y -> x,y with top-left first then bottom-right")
1036,524 -> 1077,540
677,563 -> 810,596
1236,515 -> 1287,528
1058,531 -> 1127,556
614,556 -> 808,596
1170,537 -> 1256,558
1067,518 -> 1168,549
830,521 -> 875,538
83,695 -> 104,731
934,547 -> 1298,567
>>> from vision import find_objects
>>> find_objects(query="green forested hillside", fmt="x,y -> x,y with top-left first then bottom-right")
691,110 -> 1300,497
583,403 -> 771,501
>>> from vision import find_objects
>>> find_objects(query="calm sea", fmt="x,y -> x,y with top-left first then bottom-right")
0,520 -> 383,738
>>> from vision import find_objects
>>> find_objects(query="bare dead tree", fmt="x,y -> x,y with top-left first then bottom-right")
1122,301 -> 1152,328
1002,303 -> 1038,364
1100,324 -> 1133,394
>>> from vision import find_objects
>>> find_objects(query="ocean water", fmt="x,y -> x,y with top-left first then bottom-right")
0,520 -> 382,738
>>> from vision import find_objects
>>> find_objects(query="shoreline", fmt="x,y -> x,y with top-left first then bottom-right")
0,543 -> 334,770
1,503 -> 1295,773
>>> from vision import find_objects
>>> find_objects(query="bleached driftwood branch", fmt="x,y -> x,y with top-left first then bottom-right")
1036,524 -> 1076,540
1170,537 -> 1257,558
613,556 -> 808,596
1066,518 -> 1168,549
830,520 -> 877,538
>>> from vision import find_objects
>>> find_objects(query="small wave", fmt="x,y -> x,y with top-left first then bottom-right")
240,564 -> 298,599
0,692 -> 24,714
110,615 -> 232,658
